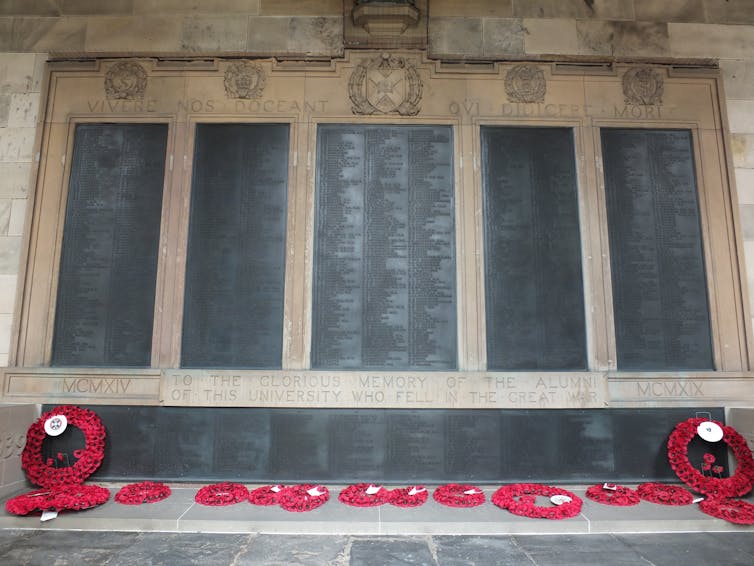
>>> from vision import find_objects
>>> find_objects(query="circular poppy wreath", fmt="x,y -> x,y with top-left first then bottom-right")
433,484 -> 486,508
491,484 -> 582,520
637,482 -> 694,505
278,484 -> 330,512
194,482 -> 249,506
585,484 -> 640,507
338,483 -> 390,507
248,485 -> 285,506
5,485 -> 110,516
115,481 -> 171,505
667,417 -> 754,499
22,405 -> 106,489
388,486 -> 428,508
699,498 -> 754,525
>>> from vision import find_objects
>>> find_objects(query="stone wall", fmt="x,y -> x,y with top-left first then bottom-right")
2,0 -> 754,366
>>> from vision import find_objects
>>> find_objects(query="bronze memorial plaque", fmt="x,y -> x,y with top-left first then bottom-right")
52,124 -> 168,367
312,125 -> 456,370
602,129 -> 713,370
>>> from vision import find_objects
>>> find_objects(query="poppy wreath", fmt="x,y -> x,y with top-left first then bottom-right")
338,483 -> 390,507
637,482 -> 694,505
584,484 -> 640,506
115,481 -> 171,505
698,498 -> 754,525
5,485 -> 110,516
194,482 -> 249,506
278,484 -> 330,512
248,485 -> 285,506
491,484 -> 583,520
667,417 -> 754,499
22,405 -> 106,489
432,484 -> 486,508
388,486 -> 428,508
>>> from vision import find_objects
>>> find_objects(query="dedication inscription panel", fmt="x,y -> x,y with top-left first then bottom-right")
601,129 -> 713,370
312,125 -> 456,370
181,124 -> 289,368
481,127 -> 586,370
52,124 -> 168,367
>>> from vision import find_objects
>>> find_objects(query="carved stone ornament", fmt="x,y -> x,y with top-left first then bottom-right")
504,64 -> 546,104
224,61 -> 266,99
622,67 -> 664,105
104,61 -> 147,100
349,53 -> 422,116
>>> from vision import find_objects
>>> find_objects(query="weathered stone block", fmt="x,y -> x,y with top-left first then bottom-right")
0,95 -> 10,127
0,53 -> 36,94
248,17 -> 289,53
721,60 -> 754,100
513,0 -> 633,20
0,274 -> 17,313
0,163 -> 31,198
669,23 -> 754,59
0,20 -> 14,52
8,93 -> 39,127
483,18 -> 524,56
524,17 -> 578,55
732,134 -> 754,169
429,17 -> 483,58
0,1 -> 60,17
704,0 -> 754,25
744,241 -> 754,310
0,200 -> 10,235
727,100 -> 754,134
735,168 -> 754,205
261,0 -> 340,16
32,54 -> 46,93
740,204 -> 754,239
59,0 -> 133,15
0,236 -> 21,274
181,16 -> 248,53
8,199 -> 25,237
577,20 -> 669,57
0,127 -> 35,162
634,0 -> 705,23
11,16 -> 87,52
85,16 -> 183,53
134,0 -> 259,14
429,0 -> 513,17
287,17 -> 343,57
0,313 -> 10,354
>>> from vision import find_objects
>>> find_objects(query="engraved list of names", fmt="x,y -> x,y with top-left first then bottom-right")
312,125 -> 456,370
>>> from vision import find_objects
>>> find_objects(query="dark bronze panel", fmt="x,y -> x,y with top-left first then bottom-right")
602,129 -> 713,370
52,124 -> 168,367
312,125 -> 456,370
55,405 -> 726,483
481,127 -> 586,370
181,124 -> 289,368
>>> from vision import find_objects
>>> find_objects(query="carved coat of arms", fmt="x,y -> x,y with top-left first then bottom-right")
504,64 -> 546,103
104,61 -> 147,100
622,67 -> 664,105
224,61 -> 266,99
349,54 -> 422,116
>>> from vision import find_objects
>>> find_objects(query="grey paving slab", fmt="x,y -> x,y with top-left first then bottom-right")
349,537 -> 435,566
105,532 -> 250,566
0,529 -> 141,565
235,534 -> 349,565
617,532 -> 754,566
434,535 -> 535,565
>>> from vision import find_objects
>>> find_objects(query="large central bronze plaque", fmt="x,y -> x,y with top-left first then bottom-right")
312,125 -> 456,370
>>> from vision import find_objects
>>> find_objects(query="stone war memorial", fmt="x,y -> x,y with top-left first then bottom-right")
2,0 -> 754,528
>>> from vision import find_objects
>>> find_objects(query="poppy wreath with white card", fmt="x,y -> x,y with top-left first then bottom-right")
388,486 -> 428,508
248,484 -> 286,506
491,484 -> 582,519
279,484 -> 330,512
338,483 -> 390,507
585,484 -> 640,506
432,484 -> 486,507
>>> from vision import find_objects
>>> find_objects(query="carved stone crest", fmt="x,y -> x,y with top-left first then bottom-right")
104,61 -> 147,100
504,64 -> 546,103
224,61 -> 266,99
349,54 -> 422,116
622,67 -> 664,105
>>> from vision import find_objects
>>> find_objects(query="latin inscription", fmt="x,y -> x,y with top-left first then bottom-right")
636,380 -> 704,398
85,98 -> 327,114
